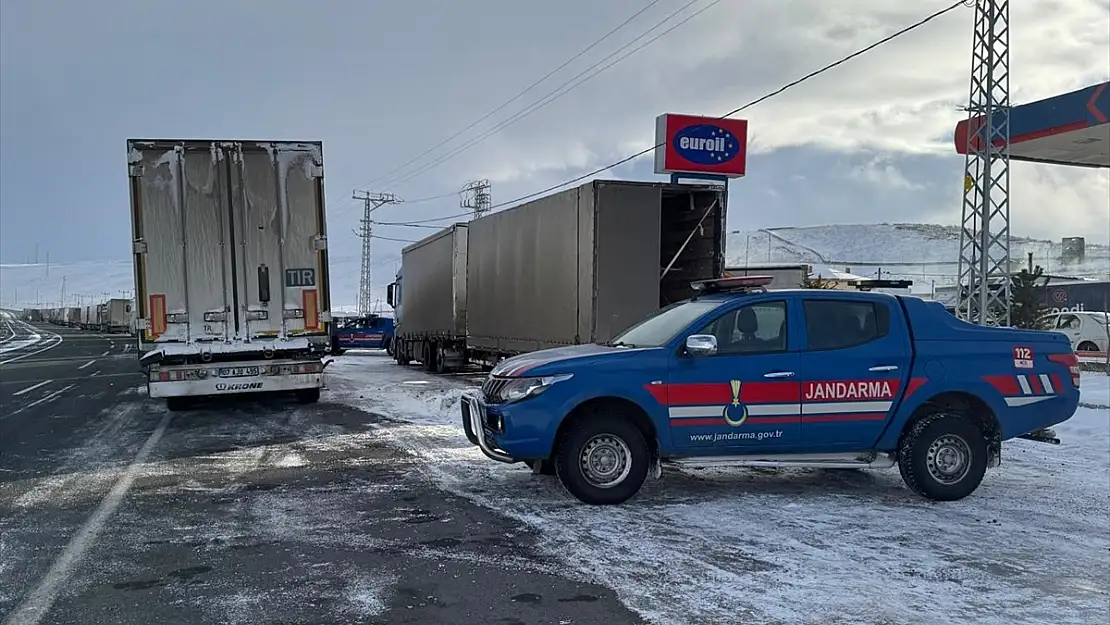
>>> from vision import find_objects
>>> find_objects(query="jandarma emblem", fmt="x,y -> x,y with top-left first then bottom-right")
722,379 -> 748,427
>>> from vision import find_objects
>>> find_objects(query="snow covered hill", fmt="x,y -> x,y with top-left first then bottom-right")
728,224 -> 1109,290
3,223 -> 1107,310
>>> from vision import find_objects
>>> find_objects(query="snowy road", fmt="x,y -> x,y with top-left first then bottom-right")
0,328 -> 640,625
330,352 -> 1110,625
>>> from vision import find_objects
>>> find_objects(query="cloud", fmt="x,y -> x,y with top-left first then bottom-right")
1,0 -> 1107,269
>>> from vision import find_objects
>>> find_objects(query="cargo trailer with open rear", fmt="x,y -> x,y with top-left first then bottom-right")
388,179 -> 726,371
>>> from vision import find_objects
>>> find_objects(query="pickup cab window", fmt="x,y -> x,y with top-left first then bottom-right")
608,300 -> 724,348
694,301 -> 787,354
803,299 -> 889,350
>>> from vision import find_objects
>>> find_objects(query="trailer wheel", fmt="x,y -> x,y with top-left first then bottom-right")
395,340 -> 411,366
898,412 -> 987,501
422,341 -> 438,372
555,411 -> 650,505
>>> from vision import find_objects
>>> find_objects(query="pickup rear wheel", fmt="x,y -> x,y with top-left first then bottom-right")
555,413 -> 649,505
898,413 -> 987,501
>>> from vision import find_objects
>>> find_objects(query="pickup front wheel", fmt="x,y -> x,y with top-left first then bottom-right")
555,413 -> 649,505
898,413 -> 987,501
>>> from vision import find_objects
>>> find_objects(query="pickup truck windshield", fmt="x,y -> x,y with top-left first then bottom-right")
608,300 -> 724,348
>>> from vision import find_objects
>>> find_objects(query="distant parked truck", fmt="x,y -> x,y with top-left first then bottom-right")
64,307 -> 82,327
127,139 -> 333,410
101,298 -> 132,333
387,179 -> 727,371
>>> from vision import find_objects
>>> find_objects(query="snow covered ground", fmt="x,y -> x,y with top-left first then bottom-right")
327,352 -> 1110,625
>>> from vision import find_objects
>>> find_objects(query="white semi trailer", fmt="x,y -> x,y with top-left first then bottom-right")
127,139 -> 332,410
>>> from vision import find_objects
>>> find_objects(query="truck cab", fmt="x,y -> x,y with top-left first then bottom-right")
462,276 -> 1081,505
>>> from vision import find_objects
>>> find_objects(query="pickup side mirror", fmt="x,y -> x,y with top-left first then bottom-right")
386,283 -> 395,307
685,334 -> 717,356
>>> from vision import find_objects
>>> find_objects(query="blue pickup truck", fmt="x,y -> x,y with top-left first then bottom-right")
461,276 -> 1081,505
330,314 -> 395,355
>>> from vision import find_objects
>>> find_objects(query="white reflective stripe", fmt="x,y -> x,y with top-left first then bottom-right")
1039,374 -> 1054,394
1005,396 -> 1052,407
801,401 -> 892,414
747,404 -> 800,416
669,405 -> 724,419
1017,376 -> 1033,395
668,403 -> 802,419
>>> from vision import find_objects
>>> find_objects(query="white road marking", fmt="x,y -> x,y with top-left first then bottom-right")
0,321 -> 16,344
13,380 -> 52,396
7,384 -> 77,418
3,411 -> 173,625
0,324 -> 63,366
100,350 -> 110,357
77,360 -> 96,370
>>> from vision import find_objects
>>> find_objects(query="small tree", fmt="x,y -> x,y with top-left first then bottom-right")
1010,266 -> 1049,329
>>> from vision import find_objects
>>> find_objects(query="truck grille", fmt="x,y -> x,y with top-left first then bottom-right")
481,377 -> 509,404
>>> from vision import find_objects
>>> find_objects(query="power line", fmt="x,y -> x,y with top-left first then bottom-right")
354,0 -> 669,192
332,189 -> 459,223
379,0 -> 718,190
371,234 -> 419,244
384,0 -> 968,229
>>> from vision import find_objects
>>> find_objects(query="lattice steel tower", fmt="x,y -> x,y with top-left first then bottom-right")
460,179 -> 492,219
955,0 -> 1011,326
353,190 -> 402,314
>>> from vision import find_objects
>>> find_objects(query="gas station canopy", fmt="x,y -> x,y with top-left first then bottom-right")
954,81 -> 1109,168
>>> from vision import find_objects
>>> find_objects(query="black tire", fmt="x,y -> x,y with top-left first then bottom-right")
898,412 -> 988,501
1077,341 -> 1099,352
166,397 -> 192,412
422,342 -> 437,373
385,338 -> 394,357
295,388 -> 321,404
555,410 -> 650,505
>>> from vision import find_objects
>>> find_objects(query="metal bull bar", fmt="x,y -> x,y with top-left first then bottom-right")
463,391 -> 516,463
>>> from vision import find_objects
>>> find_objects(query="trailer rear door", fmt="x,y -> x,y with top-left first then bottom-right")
128,140 -> 329,344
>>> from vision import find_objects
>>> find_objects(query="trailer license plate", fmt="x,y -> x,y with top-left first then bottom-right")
218,366 -> 260,378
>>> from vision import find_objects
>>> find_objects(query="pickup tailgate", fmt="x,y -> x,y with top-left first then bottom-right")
128,140 -> 330,347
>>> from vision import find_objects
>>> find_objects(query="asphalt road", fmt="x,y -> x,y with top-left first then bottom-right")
0,320 -> 642,625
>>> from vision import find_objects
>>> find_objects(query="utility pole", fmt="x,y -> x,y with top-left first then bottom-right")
459,179 -> 491,219
352,190 -> 402,315
955,0 -> 1011,326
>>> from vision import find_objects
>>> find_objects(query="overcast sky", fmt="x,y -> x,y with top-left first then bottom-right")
1,0 -> 1108,266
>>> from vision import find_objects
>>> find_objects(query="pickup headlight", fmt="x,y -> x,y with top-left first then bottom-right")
499,373 -> 573,403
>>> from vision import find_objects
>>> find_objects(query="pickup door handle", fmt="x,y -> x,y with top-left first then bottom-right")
869,365 -> 899,372
763,371 -> 795,378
